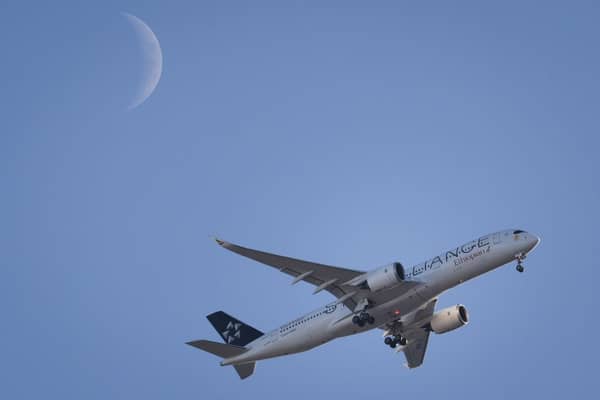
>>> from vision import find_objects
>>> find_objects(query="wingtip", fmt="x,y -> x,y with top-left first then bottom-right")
186,339 -> 209,349
213,237 -> 234,249
210,235 -> 225,246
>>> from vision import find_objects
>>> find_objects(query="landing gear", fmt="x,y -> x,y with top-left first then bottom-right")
384,335 -> 407,348
516,253 -> 525,273
516,264 -> 524,273
352,311 -> 375,327
352,315 -> 364,327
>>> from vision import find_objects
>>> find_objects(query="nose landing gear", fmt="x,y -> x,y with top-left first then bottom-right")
352,311 -> 375,327
516,264 -> 524,273
384,335 -> 407,348
516,253 -> 526,273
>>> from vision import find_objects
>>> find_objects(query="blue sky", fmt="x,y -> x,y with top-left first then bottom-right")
2,1 -> 599,398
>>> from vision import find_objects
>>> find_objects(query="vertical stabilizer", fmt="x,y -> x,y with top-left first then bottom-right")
206,311 -> 264,347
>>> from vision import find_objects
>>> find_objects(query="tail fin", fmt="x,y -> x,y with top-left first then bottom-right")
206,311 -> 263,347
187,340 -> 256,379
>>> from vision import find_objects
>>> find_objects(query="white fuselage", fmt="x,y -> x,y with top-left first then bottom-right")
222,229 -> 539,366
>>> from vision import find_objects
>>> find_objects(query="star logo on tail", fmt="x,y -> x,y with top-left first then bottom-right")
221,321 -> 242,343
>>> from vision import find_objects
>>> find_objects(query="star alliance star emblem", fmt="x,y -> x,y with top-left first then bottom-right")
222,321 -> 242,343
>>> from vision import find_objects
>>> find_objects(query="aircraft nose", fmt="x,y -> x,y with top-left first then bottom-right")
527,233 -> 541,253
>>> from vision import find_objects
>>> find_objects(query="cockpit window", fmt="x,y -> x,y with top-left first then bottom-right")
513,230 -> 525,234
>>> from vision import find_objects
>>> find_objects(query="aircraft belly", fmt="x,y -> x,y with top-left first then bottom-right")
328,294 -> 428,338
374,294 -> 429,325
242,328 -> 329,362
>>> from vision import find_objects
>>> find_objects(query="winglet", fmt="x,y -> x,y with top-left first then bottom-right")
214,238 -> 226,246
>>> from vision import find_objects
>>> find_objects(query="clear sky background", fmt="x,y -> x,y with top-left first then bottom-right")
2,1 -> 599,398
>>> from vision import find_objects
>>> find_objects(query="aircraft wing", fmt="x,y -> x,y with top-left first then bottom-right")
386,298 -> 437,369
403,329 -> 431,368
215,239 -> 365,309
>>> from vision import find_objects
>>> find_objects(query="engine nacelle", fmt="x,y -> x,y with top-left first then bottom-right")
429,305 -> 469,334
362,262 -> 406,292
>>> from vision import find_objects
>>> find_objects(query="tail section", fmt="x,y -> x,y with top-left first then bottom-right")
187,340 -> 256,379
186,339 -> 247,358
206,311 -> 263,347
233,363 -> 255,380
187,311 -> 263,379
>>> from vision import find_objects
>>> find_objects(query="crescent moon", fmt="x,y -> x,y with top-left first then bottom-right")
122,12 -> 163,110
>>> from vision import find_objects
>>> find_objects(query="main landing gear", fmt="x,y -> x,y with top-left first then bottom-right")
352,298 -> 375,327
516,253 -> 526,273
352,311 -> 375,327
384,335 -> 407,348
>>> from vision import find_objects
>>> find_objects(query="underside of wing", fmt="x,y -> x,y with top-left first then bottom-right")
402,299 -> 438,368
215,239 -> 365,309
384,298 -> 437,369
402,329 -> 431,368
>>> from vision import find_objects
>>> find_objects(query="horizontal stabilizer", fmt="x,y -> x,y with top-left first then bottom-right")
187,340 -> 256,379
186,339 -> 247,358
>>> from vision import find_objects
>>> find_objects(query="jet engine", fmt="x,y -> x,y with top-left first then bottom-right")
429,305 -> 469,334
361,262 -> 406,292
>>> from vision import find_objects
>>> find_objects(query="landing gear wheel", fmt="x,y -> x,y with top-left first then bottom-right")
384,335 -> 407,348
515,253 -> 526,273
353,306 -> 374,326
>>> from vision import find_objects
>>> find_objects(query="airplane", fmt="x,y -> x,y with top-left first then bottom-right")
187,229 -> 540,379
